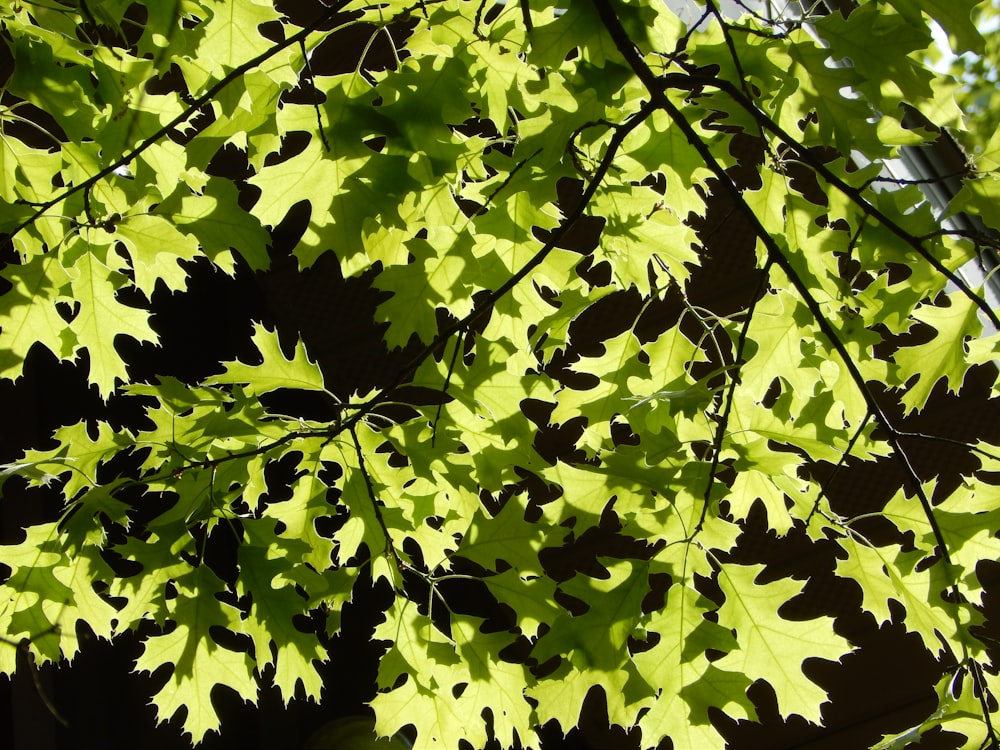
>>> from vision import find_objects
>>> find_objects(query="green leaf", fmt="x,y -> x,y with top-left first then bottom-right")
634,585 -> 754,749
206,323 -> 327,396
782,30 -> 878,154
531,558 -> 648,676
885,0 -> 984,55
716,564 -> 853,723
374,604 -> 533,749
0,253 -> 75,380
834,535 -> 901,626
19,420 -> 128,500
7,35 -> 98,136
873,669 -> 989,750
116,212 -> 202,295
816,4 -> 935,109
725,438 -> 814,536
882,480 -> 1000,607
894,291 -> 982,414
738,288 -> 818,406
175,0 -> 284,93
948,174 -> 1000,233
134,567 -> 257,744
65,246 -> 157,399
0,522 -> 119,667
166,177 -> 271,272
526,558 -> 652,732
528,3 -> 609,69
456,495 -> 549,576
551,328 -> 646,449
238,520 -> 327,703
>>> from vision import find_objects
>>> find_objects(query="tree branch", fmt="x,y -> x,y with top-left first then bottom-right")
698,75 -> 1000,330
589,0 -> 954,564
7,1 -> 353,244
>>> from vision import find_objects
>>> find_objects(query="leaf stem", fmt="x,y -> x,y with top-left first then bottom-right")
299,38 -> 330,152
892,431 -> 1000,465
349,424 -> 405,582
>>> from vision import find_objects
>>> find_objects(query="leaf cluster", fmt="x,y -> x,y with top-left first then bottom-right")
0,1 -> 998,748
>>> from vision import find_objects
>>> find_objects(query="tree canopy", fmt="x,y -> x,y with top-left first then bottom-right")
0,1 -> 998,748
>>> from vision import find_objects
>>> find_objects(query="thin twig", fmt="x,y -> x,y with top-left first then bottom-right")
25,646 -> 68,727
704,0 -> 755,104
299,38 -> 330,152
475,148 -> 542,215
969,660 -> 1000,750
806,410 -> 872,525
0,620 -> 69,727
696,257 -> 773,533
519,0 -> 532,34
864,170 -> 971,190
349,424 -> 405,578
894,430 -> 1000,465
432,328 -> 464,446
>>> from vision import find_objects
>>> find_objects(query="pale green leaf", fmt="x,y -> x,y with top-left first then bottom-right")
716,564 -> 853,723
895,292 -> 982,414
206,323 -> 327,396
